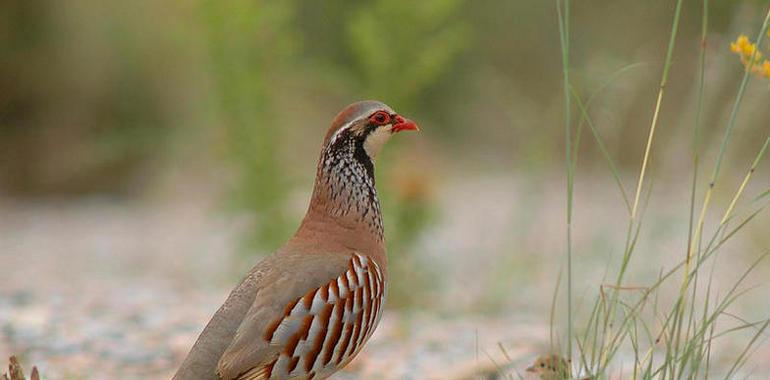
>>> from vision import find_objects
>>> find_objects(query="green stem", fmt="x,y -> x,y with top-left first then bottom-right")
556,0 -> 573,359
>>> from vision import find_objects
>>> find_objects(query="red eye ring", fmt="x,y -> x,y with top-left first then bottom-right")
369,111 -> 391,125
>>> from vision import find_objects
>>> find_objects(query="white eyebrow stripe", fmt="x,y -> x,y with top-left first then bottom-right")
329,121 -> 355,145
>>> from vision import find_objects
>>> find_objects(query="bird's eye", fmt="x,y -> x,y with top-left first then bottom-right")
369,111 -> 390,125
540,363 -> 546,368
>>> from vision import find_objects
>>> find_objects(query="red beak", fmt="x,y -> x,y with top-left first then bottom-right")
392,115 -> 420,133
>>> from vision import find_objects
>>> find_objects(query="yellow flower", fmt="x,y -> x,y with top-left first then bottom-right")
730,34 -> 750,54
731,33 -> 770,82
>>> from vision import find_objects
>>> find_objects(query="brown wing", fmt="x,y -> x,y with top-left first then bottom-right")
218,253 -> 386,380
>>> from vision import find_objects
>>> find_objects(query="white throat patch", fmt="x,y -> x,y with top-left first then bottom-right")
363,125 -> 393,160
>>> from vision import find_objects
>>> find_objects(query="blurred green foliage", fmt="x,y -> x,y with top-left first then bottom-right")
6,0 -> 770,196
345,0 -> 470,108
199,0 -> 299,251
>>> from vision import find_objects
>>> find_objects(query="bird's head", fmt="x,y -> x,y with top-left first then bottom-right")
526,355 -> 572,379
310,100 -> 419,237
323,100 -> 419,161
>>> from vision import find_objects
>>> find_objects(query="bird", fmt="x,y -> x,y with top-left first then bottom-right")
525,355 -> 572,380
173,100 -> 419,380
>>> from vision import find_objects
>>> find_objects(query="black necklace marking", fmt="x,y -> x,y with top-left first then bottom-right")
319,125 -> 384,239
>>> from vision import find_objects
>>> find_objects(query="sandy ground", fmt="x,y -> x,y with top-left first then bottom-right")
0,184 -> 550,380
1,175 -> 768,379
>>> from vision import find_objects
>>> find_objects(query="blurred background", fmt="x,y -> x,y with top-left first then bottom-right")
1,0 -> 769,378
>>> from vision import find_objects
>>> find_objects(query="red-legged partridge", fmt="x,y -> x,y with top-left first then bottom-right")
173,100 -> 419,380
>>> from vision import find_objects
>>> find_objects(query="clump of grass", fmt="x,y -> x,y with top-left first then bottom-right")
1,356 -> 39,380
547,1 -> 770,379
